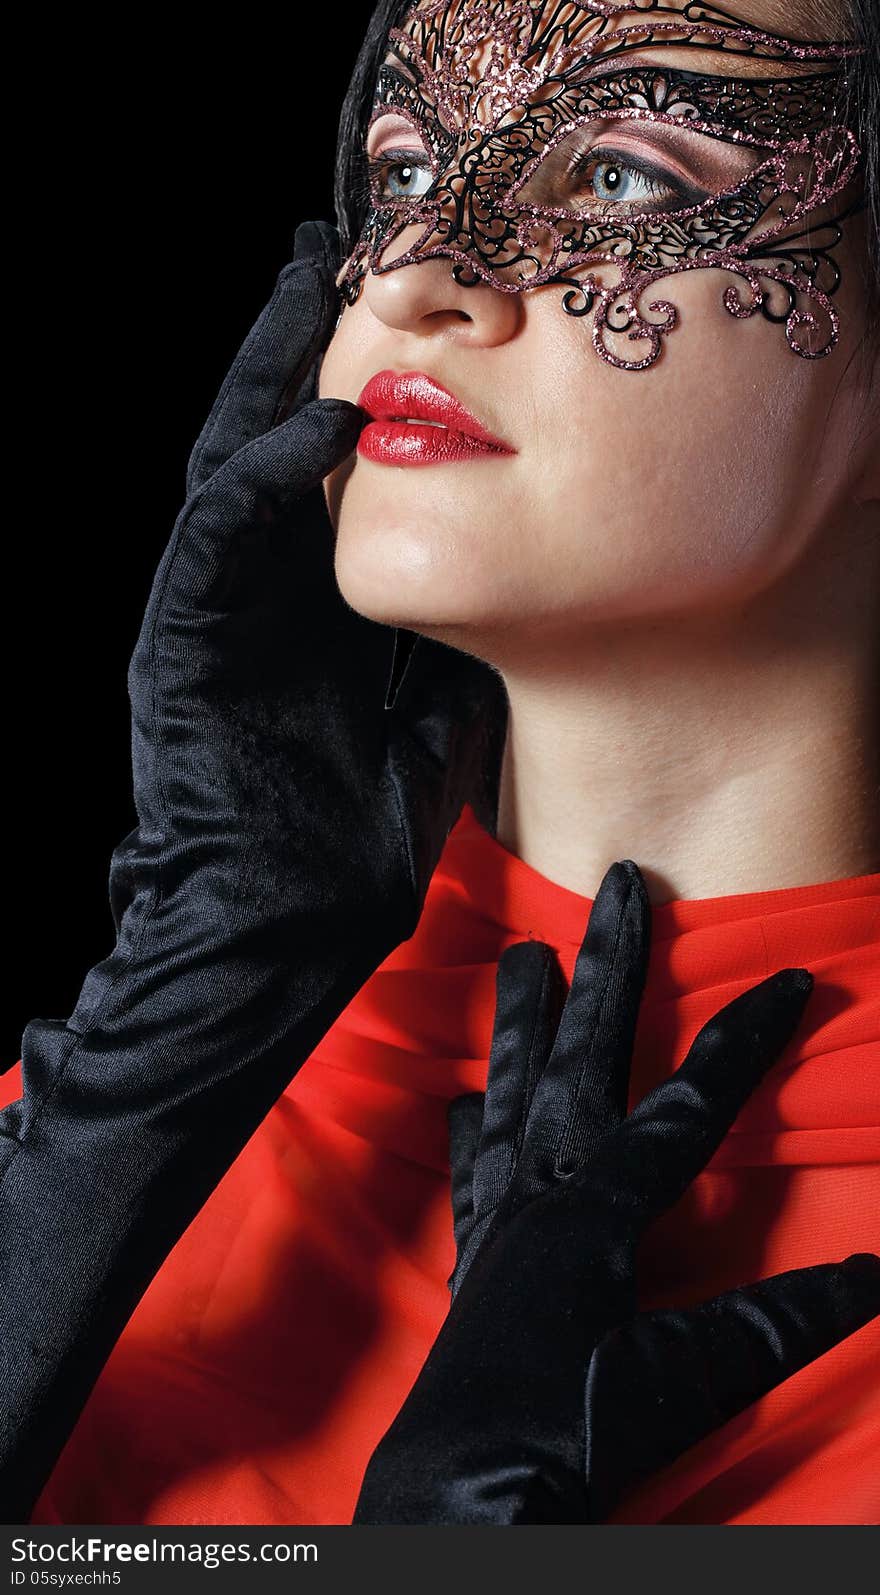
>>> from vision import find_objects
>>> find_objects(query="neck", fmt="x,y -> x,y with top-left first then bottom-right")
492,503 -> 880,906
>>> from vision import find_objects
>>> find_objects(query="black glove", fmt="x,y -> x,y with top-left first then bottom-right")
353,859 -> 880,1524
0,219 -> 506,1521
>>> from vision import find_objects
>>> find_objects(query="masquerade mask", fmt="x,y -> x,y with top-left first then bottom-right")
339,0 -> 866,368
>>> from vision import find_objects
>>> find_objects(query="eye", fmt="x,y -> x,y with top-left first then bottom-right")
567,146 -> 701,212
514,124 -> 717,217
367,148 -> 435,200
577,156 -> 674,207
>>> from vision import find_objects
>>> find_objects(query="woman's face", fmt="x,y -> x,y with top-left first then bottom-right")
318,0 -> 877,662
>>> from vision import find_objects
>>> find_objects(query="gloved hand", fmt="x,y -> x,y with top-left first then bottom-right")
0,219 -> 506,1521
353,859 -> 880,1524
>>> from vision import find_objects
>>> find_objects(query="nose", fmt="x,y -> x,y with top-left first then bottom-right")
360,223 -> 522,347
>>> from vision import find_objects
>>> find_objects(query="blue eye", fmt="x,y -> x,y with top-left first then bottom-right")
369,149 -> 435,200
568,146 -> 696,212
591,159 -> 668,205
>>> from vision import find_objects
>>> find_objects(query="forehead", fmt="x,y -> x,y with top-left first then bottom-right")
385,0 -> 843,81
394,0 -> 831,34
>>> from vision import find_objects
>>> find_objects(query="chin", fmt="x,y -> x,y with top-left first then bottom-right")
331,496 -> 495,635
334,529 -> 461,631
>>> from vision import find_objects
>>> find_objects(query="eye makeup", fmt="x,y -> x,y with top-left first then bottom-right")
560,144 -> 696,213
516,119 -> 757,214
341,0 -> 866,370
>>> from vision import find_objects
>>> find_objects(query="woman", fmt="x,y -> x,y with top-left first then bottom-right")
2,0 -> 878,1525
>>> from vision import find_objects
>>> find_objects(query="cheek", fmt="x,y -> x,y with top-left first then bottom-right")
528,270 -> 848,616
315,267 -> 856,635
317,301 -> 531,626
317,311 -> 355,403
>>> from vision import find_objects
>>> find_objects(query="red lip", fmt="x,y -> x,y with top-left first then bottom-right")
356,370 -> 516,467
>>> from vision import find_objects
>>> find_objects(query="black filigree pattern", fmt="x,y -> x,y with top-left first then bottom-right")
340,0 -> 865,368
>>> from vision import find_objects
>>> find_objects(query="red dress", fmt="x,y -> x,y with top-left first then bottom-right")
4,804 -> 879,1525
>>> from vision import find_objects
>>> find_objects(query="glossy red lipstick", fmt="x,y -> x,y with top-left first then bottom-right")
357,370 -> 515,466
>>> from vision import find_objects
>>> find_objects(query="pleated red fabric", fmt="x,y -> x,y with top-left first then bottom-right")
6,804 -> 879,1525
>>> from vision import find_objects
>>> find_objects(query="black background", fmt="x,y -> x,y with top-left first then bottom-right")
3,23 -> 366,1066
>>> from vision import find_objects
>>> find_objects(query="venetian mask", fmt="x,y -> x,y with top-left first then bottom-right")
339,0 -> 865,368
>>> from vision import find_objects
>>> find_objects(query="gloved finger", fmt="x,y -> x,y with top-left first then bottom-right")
515,860 -> 651,1196
594,967 -> 814,1223
186,220 -> 344,498
289,219 -> 342,285
447,943 -> 567,1294
447,1092 -> 485,1291
227,395 -> 366,513
142,398 -> 363,641
202,392 -> 363,534
583,1251 -> 880,1524
472,941 -> 565,1220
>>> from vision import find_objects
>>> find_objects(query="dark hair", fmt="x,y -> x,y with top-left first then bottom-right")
840,0 -> 880,322
333,0 -> 880,329
334,0 -> 413,255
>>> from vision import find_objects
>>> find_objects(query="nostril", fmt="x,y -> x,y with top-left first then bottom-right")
423,309 -> 473,329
